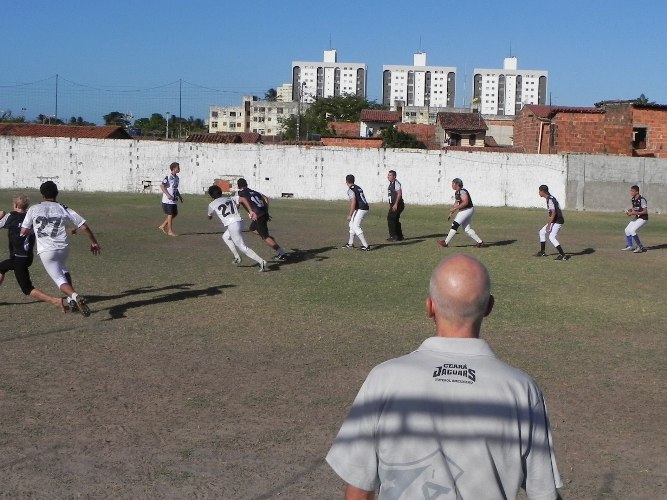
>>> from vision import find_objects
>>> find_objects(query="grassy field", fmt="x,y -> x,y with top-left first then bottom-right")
0,189 -> 665,498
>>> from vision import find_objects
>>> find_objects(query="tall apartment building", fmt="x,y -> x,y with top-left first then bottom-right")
292,49 -> 367,103
276,83 -> 292,102
382,52 -> 456,108
473,57 -> 548,116
209,96 -> 302,136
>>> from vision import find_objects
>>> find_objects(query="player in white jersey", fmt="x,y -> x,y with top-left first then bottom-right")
207,185 -> 267,272
20,181 -> 101,316
158,161 -> 182,236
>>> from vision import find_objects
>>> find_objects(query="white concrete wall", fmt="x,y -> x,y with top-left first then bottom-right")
2,136 -> 665,212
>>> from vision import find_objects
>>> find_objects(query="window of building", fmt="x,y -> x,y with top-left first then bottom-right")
211,121 -> 218,128
230,112 -> 237,117
230,123 -> 236,128
277,108 -> 283,114
211,111 -> 219,118
633,127 -> 647,149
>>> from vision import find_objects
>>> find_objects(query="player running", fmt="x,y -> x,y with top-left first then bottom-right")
207,184 -> 267,272
20,181 -> 101,315
535,184 -> 568,261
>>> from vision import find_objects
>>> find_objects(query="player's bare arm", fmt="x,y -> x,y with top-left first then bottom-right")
347,198 -> 356,221
80,224 -> 101,255
344,485 -> 375,500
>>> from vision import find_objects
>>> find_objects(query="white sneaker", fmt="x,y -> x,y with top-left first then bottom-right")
232,257 -> 241,265
633,246 -> 645,253
621,246 -> 634,251
259,261 -> 267,272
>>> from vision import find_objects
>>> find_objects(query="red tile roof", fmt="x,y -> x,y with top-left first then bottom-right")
186,132 -> 262,144
0,124 -> 132,139
360,109 -> 401,123
437,112 -> 488,131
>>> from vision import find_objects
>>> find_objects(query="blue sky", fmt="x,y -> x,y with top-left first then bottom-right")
2,0 -> 665,123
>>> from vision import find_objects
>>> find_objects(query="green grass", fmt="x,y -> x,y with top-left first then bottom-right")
0,189 -> 665,498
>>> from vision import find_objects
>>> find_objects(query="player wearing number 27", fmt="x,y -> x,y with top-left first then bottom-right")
207,185 -> 267,272
20,181 -> 101,316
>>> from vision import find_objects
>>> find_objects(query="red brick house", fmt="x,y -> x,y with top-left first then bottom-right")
436,112 -> 488,148
514,102 -> 667,157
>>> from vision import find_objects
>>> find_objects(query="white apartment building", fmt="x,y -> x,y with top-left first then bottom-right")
382,52 -> 456,108
209,96 -> 302,136
292,49 -> 367,103
473,57 -> 548,116
276,83 -> 292,102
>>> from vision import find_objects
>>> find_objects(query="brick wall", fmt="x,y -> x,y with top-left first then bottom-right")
633,108 -> 667,158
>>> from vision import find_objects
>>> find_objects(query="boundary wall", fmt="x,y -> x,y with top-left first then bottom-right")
1,136 -> 665,212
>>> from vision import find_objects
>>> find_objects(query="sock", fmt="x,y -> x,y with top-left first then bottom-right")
633,235 -> 642,247
348,233 -> 355,245
244,248 -> 264,265
556,245 -> 565,256
445,229 -> 457,244
277,247 -> 288,256
626,235 -> 633,247
467,229 -> 482,243
540,241 -> 546,253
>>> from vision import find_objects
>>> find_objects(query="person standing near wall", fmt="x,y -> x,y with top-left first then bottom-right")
342,174 -> 371,251
535,185 -> 568,261
158,161 -> 182,236
386,170 -> 405,242
622,184 -> 648,253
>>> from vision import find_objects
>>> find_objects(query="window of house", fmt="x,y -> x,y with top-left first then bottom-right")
230,112 -> 236,117
633,127 -> 647,149
469,134 -> 476,146
211,111 -> 218,118
211,121 -> 218,128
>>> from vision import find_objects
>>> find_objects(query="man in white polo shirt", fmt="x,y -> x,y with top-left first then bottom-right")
326,255 -> 562,500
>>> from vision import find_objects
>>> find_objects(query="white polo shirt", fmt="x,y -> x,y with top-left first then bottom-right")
326,337 -> 562,500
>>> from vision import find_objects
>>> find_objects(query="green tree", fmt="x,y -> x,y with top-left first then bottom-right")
282,95 -> 386,140
103,111 -> 130,127
380,126 -> 426,149
634,94 -> 655,105
264,88 -> 278,101
68,116 -> 95,126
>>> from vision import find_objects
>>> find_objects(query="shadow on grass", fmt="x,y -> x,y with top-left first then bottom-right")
90,284 -> 234,320
274,246 -> 336,264
645,243 -> 667,251
569,247 -> 595,256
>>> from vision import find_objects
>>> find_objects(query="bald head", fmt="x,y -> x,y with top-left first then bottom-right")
428,255 -> 493,338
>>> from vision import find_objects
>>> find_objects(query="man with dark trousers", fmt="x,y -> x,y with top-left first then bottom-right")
386,170 -> 404,241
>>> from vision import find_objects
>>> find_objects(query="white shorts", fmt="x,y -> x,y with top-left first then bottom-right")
39,248 -> 70,288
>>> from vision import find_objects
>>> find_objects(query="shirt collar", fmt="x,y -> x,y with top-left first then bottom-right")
416,337 -> 497,358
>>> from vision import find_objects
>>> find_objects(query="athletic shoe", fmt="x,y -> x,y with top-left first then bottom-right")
437,240 -> 448,248
61,297 -> 71,313
475,241 -> 485,248
73,295 -> 91,317
259,261 -> 267,272
274,253 -> 288,261
534,251 -> 546,257
67,297 -> 79,314
341,244 -> 355,249
554,254 -> 569,261
232,257 -> 242,265
621,246 -> 634,251
633,246 -> 645,253
359,246 -> 371,251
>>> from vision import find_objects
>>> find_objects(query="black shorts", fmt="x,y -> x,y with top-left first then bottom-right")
162,203 -> 178,216
0,255 -> 34,295
249,213 -> 270,239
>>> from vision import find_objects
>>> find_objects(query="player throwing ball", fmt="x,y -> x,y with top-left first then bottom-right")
207,185 -> 267,272
437,178 -> 484,248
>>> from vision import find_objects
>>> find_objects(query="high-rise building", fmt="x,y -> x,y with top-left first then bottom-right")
276,84 -> 293,102
382,53 -> 456,108
292,50 -> 367,103
473,57 -> 548,116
